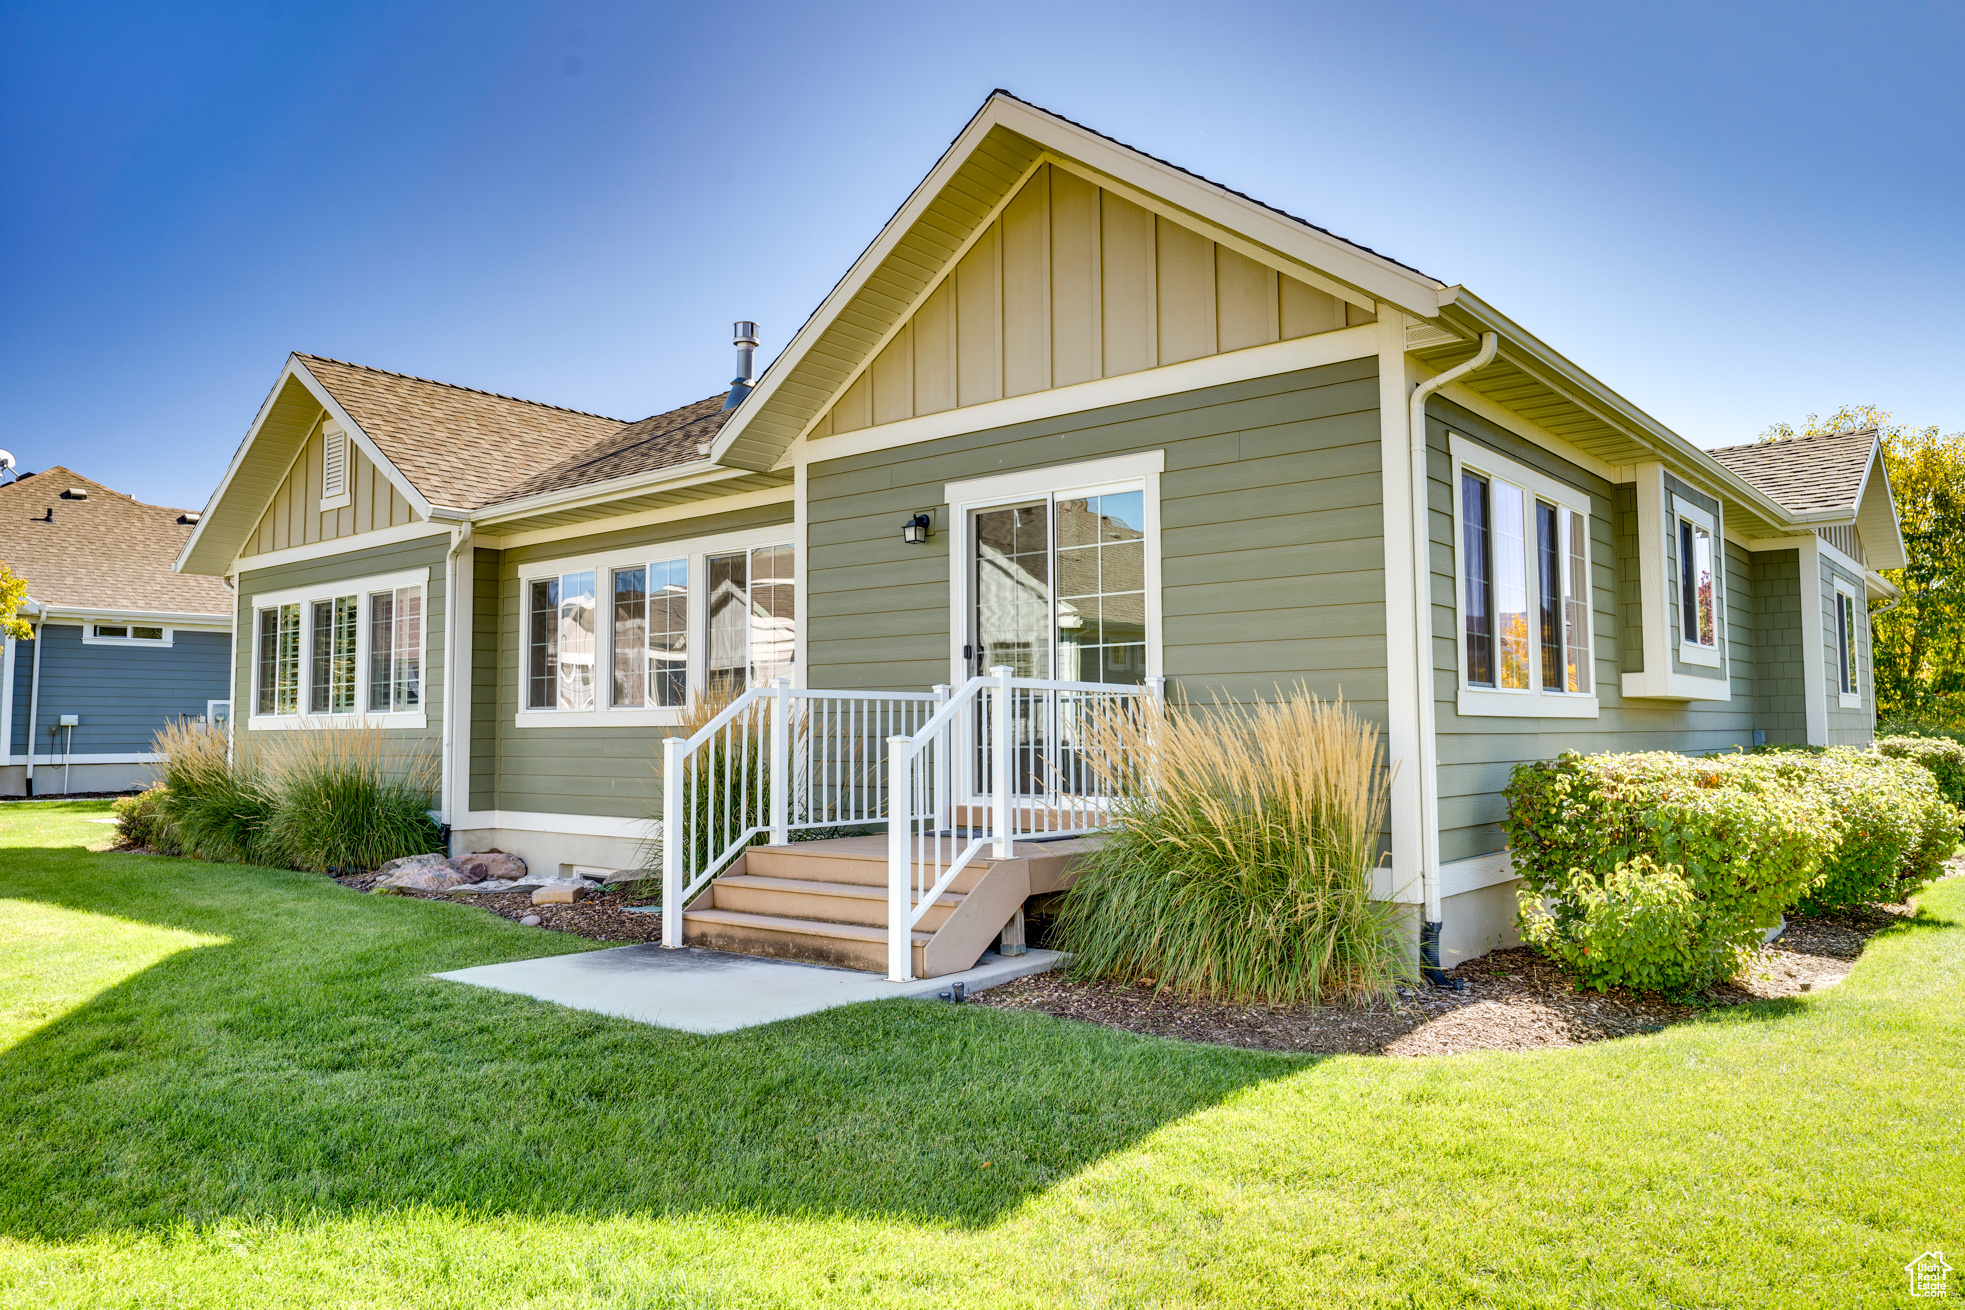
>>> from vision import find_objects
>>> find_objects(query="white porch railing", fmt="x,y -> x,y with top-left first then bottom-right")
659,668 -> 1158,979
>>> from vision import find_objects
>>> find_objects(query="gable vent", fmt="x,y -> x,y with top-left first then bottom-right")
1404,319 -> 1463,352
322,423 -> 348,499
61,487 -> 88,499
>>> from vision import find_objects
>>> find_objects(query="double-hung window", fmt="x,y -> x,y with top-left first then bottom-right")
518,537 -> 795,724
249,568 -> 427,728
1450,434 -> 1596,718
1834,579 -> 1861,706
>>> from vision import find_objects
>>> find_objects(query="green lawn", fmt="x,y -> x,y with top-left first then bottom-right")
0,801 -> 1958,1308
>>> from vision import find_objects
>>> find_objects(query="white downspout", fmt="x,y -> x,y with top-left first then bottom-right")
1406,330 -> 1498,985
23,604 -> 45,797
440,524 -> 472,844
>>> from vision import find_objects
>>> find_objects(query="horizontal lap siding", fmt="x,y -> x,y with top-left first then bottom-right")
491,504 -> 794,818
233,534 -> 451,770
9,625 -> 230,756
808,359 -> 1387,713
1428,399 -> 1760,864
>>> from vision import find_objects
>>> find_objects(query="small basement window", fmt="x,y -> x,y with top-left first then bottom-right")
89,623 -> 169,645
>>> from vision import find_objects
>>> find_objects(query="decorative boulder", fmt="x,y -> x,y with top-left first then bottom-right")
377,855 -> 479,892
375,853 -> 452,880
449,851 -> 527,884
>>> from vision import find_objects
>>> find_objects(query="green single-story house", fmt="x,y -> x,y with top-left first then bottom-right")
177,92 -> 1904,968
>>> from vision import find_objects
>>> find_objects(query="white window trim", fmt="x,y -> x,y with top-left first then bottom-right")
247,566 -> 429,731
1672,495 -> 1722,668
1833,575 -> 1862,708
1447,434 -> 1599,720
83,624 -> 174,648
942,451 -> 1164,689
1621,463 -> 1731,703
513,525 -> 795,729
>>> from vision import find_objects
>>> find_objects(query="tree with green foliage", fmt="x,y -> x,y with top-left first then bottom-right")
1761,405 -> 1965,730
0,561 -> 29,641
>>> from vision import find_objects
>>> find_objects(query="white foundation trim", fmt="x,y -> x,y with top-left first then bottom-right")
451,809 -> 655,840
1439,849 -> 1519,898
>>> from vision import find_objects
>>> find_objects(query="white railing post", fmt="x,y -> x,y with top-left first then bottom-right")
768,677 -> 790,846
931,683 -> 950,833
991,665 -> 1014,858
661,733 -> 685,948
886,733 -> 915,982
1147,675 -> 1166,702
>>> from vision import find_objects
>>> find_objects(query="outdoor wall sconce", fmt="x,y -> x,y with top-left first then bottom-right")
902,512 -> 932,545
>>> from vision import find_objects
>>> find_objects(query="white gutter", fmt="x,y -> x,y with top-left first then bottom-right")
23,603 -> 45,796
439,523 -> 472,835
1407,331 -> 1498,984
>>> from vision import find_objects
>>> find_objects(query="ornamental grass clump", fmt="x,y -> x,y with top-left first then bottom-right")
1504,752 -> 1832,993
1050,687 -> 1410,1007
150,718 -> 280,865
257,725 -> 443,872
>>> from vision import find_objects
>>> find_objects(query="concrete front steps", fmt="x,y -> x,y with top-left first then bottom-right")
681,834 -> 1095,977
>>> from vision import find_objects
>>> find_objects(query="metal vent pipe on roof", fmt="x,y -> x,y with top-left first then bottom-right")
722,321 -> 760,412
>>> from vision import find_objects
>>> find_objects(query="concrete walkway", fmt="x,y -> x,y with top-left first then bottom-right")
434,945 -> 1064,1034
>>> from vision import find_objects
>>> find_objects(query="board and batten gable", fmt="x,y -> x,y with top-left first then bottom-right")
240,415 -> 420,557
1423,398 -> 1760,867
482,501 -> 795,819
806,358 -> 1387,712
810,164 -> 1375,441
231,533 -> 451,767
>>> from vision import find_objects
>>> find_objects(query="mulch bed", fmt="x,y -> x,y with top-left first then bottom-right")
973,882 -> 1940,1059
332,870 -> 668,944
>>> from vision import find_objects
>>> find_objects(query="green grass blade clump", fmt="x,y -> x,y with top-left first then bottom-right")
1052,686 -> 1410,1006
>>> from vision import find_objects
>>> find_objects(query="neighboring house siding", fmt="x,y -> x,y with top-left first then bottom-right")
1752,549 -> 1807,744
232,533 -> 450,767
1426,399 -> 1759,865
489,503 -> 795,818
241,416 -> 418,556
9,625 -> 229,756
808,359 -> 1385,710
1821,551 -> 1874,745
812,164 -> 1373,440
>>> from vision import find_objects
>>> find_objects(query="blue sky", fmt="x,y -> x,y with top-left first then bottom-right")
4,0 -> 1960,511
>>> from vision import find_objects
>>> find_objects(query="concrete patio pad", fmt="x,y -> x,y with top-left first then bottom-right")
434,944 -> 1064,1034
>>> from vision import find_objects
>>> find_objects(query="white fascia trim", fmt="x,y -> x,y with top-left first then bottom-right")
1672,495 -> 1723,668
18,752 -> 163,766
798,327 -> 1378,467
232,521 -> 452,575
37,606 -> 229,627
1439,849 -> 1518,898
248,566 -> 429,612
248,712 -> 427,732
1865,569 -> 1901,602
1436,379 -> 1616,484
287,359 -> 435,519
177,362 -> 309,574
451,809 -> 655,840
465,459 -> 733,526
483,484 -> 795,552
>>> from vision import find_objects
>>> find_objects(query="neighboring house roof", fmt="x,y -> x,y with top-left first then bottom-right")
1706,429 -> 1877,517
0,467 -> 231,618
295,355 -> 724,511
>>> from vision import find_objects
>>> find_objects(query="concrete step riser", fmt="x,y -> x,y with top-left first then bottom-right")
711,885 -> 958,932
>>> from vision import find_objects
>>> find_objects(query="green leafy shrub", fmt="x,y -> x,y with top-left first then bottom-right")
1051,688 -> 1411,1006
1504,752 -> 1833,993
112,784 -> 178,853
1766,750 -> 1959,911
1876,735 -> 1965,810
258,727 -> 443,872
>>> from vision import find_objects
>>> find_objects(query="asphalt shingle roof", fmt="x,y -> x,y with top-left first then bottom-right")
1707,429 -> 1877,518
296,355 -> 727,512
0,468 -> 232,616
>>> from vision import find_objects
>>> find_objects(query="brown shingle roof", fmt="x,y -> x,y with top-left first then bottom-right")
296,355 -> 722,512
1707,429 -> 1877,518
0,468 -> 232,616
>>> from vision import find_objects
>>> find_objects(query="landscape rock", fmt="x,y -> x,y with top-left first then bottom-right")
375,853 -> 452,879
532,885 -> 586,905
378,862 -> 480,892
520,914 -> 543,926
449,851 -> 526,883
